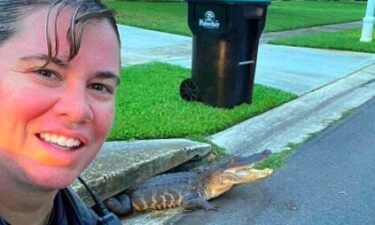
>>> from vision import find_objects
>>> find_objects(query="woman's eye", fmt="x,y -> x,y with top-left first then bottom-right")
90,83 -> 114,94
36,70 -> 58,80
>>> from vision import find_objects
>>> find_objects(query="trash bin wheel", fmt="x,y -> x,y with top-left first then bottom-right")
180,78 -> 199,101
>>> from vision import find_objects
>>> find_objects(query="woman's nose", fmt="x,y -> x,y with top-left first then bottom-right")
53,86 -> 94,125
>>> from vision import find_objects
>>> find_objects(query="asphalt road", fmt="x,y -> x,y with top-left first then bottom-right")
173,97 -> 375,225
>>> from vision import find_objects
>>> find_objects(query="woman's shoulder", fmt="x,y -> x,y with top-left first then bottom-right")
58,188 -> 100,225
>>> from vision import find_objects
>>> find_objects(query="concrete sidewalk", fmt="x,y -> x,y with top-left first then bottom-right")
73,23 -> 375,225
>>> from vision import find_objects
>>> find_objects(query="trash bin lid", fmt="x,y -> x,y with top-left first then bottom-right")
186,0 -> 271,4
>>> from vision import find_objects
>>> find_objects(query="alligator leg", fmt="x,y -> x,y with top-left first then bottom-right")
105,193 -> 133,216
181,193 -> 218,211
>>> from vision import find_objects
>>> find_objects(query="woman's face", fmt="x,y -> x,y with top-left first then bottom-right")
0,7 -> 120,189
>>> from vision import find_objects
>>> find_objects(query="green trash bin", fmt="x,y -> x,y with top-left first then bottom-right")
180,0 -> 271,108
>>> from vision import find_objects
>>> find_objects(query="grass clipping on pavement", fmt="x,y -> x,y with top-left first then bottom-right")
108,63 -> 296,140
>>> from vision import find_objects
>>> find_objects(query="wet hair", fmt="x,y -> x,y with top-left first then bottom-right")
0,0 -> 120,62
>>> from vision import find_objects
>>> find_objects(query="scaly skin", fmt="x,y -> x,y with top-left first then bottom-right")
105,150 -> 273,216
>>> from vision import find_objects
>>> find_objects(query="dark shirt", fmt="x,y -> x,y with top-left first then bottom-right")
0,188 -> 100,225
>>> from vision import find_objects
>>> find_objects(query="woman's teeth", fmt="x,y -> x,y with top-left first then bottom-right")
39,133 -> 81,148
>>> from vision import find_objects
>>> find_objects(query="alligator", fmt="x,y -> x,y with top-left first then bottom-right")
105,150 -> 273,216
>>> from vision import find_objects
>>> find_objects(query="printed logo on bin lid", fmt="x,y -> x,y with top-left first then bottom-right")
199,11 -> 220,30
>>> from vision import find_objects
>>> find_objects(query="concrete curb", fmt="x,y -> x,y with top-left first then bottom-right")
210,63 -> 375,156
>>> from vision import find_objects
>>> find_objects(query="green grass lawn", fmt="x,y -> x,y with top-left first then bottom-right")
104,1 -> 365,35
108,63 -> 296,140
270,28 -> 375,53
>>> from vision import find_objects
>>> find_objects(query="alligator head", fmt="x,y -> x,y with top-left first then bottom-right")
200,150 -> 273,200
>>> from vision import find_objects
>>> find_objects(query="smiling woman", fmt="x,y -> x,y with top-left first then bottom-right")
0,1 -> 121,225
